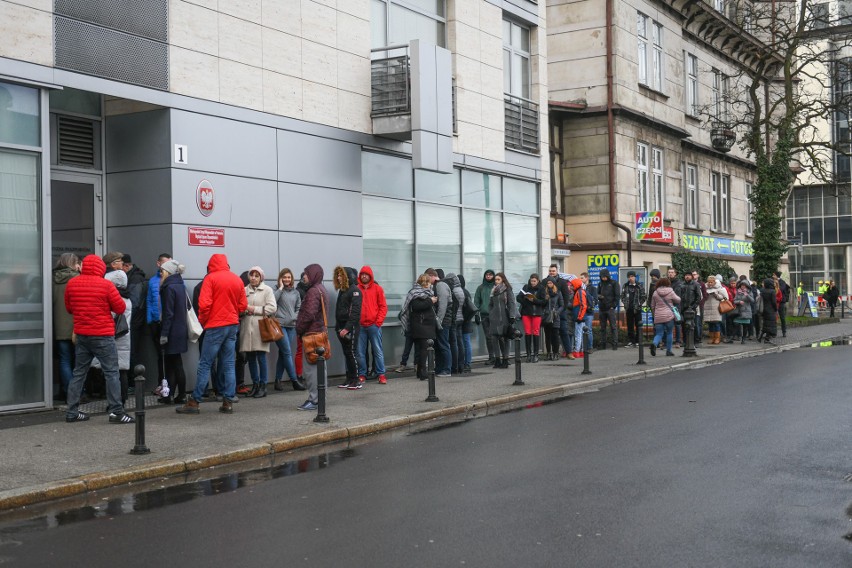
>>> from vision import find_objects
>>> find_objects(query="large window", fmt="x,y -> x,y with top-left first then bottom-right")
362,196 -> 414,315
711,172 -> 731,232
503,214 -> 538,287
786,186 -> 852,245
713,69 -> 730,122
685,163 -> 698,228
463,210 -> 503,278
462,170 -> 502,209
416,203 -> 461,274
637,143 -> 664,212
371,0 -> 446,49
685,53 -> 698,116
503,19 -> 531,100
638,13 -> 663,91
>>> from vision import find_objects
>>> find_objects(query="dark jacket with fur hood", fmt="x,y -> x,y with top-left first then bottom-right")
333,266 -> 362,333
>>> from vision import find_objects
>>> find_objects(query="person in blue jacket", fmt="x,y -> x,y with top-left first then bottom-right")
147,253 -> 172,383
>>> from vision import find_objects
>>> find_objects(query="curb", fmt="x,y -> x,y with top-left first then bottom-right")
0,336 -> 835,512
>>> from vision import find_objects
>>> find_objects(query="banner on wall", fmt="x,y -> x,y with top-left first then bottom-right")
634,211 -> 673,243
587,254 -> 620,289
680,232 -> 753,257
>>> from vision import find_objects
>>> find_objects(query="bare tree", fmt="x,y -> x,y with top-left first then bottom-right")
699,0 -> 852,279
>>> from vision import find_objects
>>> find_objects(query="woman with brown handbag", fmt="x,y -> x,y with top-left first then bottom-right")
295,264 -> 328,411
702,275 -> 728,344
239,266 -> 276,398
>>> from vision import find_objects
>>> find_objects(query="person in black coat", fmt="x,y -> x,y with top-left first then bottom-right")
404,274 -> 437,380
759,278 -> 779,344
517,273 -> 548,362
159,260 -> 189,404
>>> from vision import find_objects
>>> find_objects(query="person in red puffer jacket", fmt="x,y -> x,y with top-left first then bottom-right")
356,265 -> 388,384
64,254 -> 134,424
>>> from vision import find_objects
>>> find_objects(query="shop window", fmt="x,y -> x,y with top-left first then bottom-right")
0,82 -> 40,147
362,152 -> 413,198
362,196 -> 414,315
416,203 -> 460,275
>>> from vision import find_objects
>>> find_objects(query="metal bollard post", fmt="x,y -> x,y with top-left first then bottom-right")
513,329 -> 524,385
130,364 -> 150,455
313,347 -> 329,423
582,325 -> 592,375
636,307 -> 646,365
426,339 -> 439,402
682,308 -> 698,357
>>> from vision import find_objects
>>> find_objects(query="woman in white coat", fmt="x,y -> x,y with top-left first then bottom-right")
239,266 -> 276,398
93,269 -> 132,404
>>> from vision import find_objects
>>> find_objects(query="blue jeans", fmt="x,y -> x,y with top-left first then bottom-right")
462,332 -> 472,367
449,323 -> 463,372
195,324 -> 237,402
574,321 -> 585,352
558,312 -> 572,356
57,339 -> 75,394
357,325 -> 386,377
274,327 -> 297,381
435,325 -> 451,374
246,351 -> 268,384
66,335 -> 122,417
653,320 -> 675,353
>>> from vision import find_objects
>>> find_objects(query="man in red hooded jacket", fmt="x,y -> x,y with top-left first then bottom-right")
177,254 -> 247,415
356,266 -> 388,384
64,254 -> 133,423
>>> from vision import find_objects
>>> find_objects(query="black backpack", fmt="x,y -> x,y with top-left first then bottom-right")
461,289 -> 478,322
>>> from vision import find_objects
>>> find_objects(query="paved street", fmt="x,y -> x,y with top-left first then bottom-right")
0,342 -> 850,567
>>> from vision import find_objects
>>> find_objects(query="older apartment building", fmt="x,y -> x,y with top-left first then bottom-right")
547,0 -> 776,281
0,0 -> 548,413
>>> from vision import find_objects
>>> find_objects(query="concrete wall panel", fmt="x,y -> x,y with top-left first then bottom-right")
277,183 -> 361,236
277,130 -> 361,190
171,225 -> 279,281
107,169 -> 172,227
171,169 -> 279,230
105,109 -> 171,172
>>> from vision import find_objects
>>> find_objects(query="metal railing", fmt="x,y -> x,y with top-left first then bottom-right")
371,45 -> 411,117
504,94 -> 540,153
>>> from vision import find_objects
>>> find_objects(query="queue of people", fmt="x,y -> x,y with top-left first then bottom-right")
53,250 -> 802,422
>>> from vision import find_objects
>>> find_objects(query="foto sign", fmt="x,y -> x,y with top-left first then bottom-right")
635,211 -> 673,243
587,254 -> 620,289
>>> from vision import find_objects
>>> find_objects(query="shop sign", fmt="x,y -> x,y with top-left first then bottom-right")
680,233 -> 753,257
196,179 -> 214,217
188,226 -> 225,247
587,254 -> 620,289
552,248 -> 570,257
635,211 -> 673,243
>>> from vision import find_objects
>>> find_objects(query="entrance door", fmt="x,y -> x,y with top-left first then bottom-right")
50,172 -> 103,263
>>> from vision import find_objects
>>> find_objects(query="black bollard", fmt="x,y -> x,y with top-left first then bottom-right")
425,339 -> 439,402
130,364 -> 150,455
636,306 -> 646,365
582,325 -> 592,375
513,329 -> 524,385
313,347 -> 329,423
682,308 -> 698,357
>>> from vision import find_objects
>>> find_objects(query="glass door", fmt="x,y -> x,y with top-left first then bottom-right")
50,173 -> 103,264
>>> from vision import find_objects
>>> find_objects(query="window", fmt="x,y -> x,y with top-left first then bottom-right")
746,182 -> 754,236
713,69 -> 730,123
711,172 -> 731,232
503,19 -> 531,99
685,163 -> 698,228
714,0 -> 725,13
651,147 -> 664,214
637,142 -> 649,210
371,0 -> 446,50
637,143 -> 664,213
362,196 -> 414,315
811,3 -> 829,28
637,13 -> 663,91
685,53 -> 698,116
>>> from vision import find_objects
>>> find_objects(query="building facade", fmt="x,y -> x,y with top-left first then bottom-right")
0,0 -> 548,413
547,0 -> 776,282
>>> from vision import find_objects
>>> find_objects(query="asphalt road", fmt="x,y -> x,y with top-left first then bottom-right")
1,345 -> 850,567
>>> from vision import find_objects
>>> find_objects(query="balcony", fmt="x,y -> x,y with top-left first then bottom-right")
710,123 -> 736,153
371,46 -> 412,140
504,94 -> 540,153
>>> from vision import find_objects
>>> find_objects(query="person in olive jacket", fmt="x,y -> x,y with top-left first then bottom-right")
516,273 -> 547,362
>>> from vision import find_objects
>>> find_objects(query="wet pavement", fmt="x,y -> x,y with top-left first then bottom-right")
0,317 -> 850,511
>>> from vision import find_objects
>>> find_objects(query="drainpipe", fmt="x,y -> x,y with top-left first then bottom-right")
606,0 -> 633,265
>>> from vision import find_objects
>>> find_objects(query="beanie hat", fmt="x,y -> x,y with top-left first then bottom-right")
249,266 -> 265,280
627,270 -> 636,278
650,269 -> 661,278
104,269 -> 127,288
161,259 -> 185,275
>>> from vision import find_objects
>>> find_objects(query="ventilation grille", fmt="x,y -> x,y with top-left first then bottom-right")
54,0 -> 168,42
54,16 -> 169,90
57,115 -> 96,168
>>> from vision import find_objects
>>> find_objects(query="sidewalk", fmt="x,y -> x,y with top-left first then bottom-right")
1,318 -> 849,511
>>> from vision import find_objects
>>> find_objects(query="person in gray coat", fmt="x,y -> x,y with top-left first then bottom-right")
732,281 -> 754,345
273,268 -> 304,391
426,268 -> 453,376
488,273 -> 519,369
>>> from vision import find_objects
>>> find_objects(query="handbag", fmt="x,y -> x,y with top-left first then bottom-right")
718,298 -> 737,315
185,291 -> 203,343
303,295 -> 332,363
114,312 -> 129,338
661,297 -> 682,322
259,316 -> 284,343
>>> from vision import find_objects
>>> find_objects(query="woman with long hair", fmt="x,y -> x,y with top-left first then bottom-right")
516,273 -> 547,362
273,267 -> 303,391
158,260 -> 189,404
52,253 -> 80,401
239,267 -> 277,398
488,273 -> 518,369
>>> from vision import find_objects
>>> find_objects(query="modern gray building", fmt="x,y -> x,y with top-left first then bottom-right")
0,0 -> 548,413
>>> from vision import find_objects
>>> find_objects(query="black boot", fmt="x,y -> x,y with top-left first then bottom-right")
291,376 -> 307,391
492,356 -> 502,369
532,336 -> 540,363
253,382 -> 267,398
500,358 -> 510,368
245,383 -> 259,398
525,336 -> 532,362
273,379 -> 284,391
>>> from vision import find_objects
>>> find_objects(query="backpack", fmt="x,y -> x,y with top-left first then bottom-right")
461,289 -> 478,322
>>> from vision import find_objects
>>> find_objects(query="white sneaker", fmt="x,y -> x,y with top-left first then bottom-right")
394,365 -> 407,373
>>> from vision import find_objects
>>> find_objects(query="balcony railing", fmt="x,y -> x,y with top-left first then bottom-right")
504,94 -> 540,153
371,46 -> 410,117
710,122 -> 736,153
